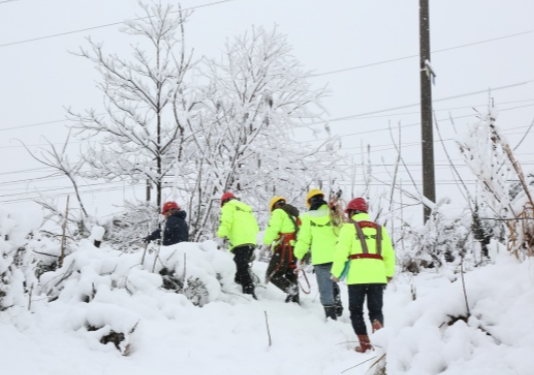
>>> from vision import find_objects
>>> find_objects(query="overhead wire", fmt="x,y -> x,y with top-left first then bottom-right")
293,101 -> 534,145
0,6 -> 532,204
312,30 -> 533,77
0,0 -> 239,48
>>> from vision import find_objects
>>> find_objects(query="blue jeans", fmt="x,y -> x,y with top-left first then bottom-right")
314,263 -> 335,306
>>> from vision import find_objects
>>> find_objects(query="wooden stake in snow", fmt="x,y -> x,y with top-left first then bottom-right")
264,311 -> 272,347
59,196 -> 70,268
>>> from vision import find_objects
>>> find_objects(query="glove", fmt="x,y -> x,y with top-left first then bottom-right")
387,276 -> 393,283
142,236 -> 150,244
259,244 -> 270,253
215,237 -> 225,249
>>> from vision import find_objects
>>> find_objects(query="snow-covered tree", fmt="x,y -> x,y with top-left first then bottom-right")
68,2 -> 198,212
456,102 -> 534,258
183,26 -> 339,240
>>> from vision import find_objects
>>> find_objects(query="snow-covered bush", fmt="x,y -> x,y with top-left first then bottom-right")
399,199 -> 473,273
39,239 -> 236,308
457,104 -> 534,259
34,238 -> 239,352
0,206 -> 42,311
102,200 -> 160,251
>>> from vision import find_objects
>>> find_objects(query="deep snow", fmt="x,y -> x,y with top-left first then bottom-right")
1,232 -> 534,375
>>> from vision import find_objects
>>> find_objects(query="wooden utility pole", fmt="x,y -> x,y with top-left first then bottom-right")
419,0 -> 435,222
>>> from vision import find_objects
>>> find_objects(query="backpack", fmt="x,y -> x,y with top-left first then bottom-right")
281,203 -> 301,234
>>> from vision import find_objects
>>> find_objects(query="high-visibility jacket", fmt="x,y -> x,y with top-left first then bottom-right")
217,199 -> 259,251
331,213 -> 395,284
263,208 -> 297,245
294,204 -> 339,265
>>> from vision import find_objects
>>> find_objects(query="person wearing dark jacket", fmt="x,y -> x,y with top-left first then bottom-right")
145,201 -> 189,245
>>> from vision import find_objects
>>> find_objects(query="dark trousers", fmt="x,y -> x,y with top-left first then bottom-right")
266,248 -> 298,295
233,245 -> 255,296
348,284 -> 384,335
270,268 -> 298,294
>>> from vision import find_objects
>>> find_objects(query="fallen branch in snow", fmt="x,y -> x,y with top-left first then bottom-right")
124,277 -> 133,296
460,254 -> 471,317
264,311 -> 272,347
341,355 -> 377,373
27,283 -> 33,311
122,320 -> 140,357
223,291 -> 252,301
335,341 -> 359,346
368,354 -> 387,375
99,265 -> 118,276
141,242 -> 149,265
32,250 -> 59,258
53,261 -> 75,288
152,245 -> 162,273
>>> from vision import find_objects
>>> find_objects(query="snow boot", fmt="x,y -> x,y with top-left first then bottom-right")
285,292 -> 300,304
355,334 -> 373,353
324,305 -> 337,320
243,284 -> 257,300
372,319 -> 383,333
333,283 -> 343,317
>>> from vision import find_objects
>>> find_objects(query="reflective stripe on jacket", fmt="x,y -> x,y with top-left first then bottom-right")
331,213 -> 395,284
294,204 -> 338,265
217,200 -> 259,250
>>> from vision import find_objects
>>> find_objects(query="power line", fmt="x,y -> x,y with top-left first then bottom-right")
2,97 -> 533,135
0,0 -> 238,49
0,166 -> 54,176
295,102 -> 534,145
0,184 -> 141,204
2,101 -> 531,159
0,117 -> 70,132
312,30 -> 533,77
308,79 -> 534,125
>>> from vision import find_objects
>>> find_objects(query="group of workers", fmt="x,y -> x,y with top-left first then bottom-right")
146,189 -> 395,353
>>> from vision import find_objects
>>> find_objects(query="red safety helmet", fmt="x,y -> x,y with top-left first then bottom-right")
345,198 -> 368,213
161,201 -> 180,214
220,192 -> 236,206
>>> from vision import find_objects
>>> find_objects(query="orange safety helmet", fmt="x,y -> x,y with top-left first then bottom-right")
269,196 -> 286,212
161,201 -> 180,214
220,192 -> 236,206
306,188 -> 324,208
345,198 -> 368,213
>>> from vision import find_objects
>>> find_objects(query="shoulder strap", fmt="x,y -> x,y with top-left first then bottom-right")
281,205 -> 300,234
375,224 -> 382,255
352,221 -> 382,255
353,222 -> 370,254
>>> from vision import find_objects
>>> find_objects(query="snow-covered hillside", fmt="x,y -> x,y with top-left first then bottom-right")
1,220 -> 534,375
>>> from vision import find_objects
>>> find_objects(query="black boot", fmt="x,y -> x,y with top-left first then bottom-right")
324,305 -> 337,320
285,293 -> 300,304
243,284 -> 257,300
333,283 -> 343,317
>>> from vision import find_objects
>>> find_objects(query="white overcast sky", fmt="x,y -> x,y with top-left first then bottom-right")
1,0 -> 533,221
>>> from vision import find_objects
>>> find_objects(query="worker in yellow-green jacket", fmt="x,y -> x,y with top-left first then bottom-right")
331,197 -> 395,353
263,196 -> 301,303
294,189 -> 344,320
217,192 -> 259,299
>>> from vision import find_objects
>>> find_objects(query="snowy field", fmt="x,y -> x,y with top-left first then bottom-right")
2,230 -> 534,375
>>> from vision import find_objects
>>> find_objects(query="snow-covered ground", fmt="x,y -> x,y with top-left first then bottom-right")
1,233 -> 534,375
